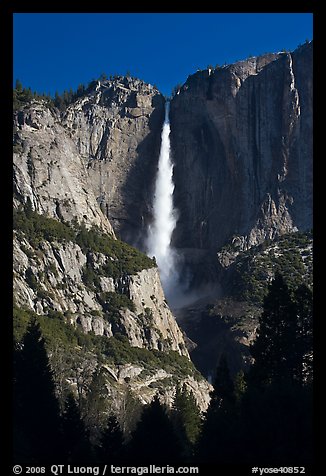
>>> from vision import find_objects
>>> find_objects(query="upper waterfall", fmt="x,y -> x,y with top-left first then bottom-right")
146,101 -> 179,300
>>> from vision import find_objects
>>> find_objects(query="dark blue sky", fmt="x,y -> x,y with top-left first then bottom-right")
13,13 -> 313,97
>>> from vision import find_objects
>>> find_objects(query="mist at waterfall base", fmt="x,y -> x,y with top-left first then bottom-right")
146,103 -> 190,308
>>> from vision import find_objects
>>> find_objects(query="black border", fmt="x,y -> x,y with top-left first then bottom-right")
3,4 -> 320,475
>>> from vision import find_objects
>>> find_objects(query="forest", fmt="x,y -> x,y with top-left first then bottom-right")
13,273 -> 313,467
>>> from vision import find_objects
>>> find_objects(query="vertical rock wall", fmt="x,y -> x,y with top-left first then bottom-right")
170,43 -> 312,252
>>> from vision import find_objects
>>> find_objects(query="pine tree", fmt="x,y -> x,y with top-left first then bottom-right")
240,274 -> 314,464
173,384 -> 202,448
13,319 -> 64,463
233,369 -> 247,404
250,272 -> 297,386
210,353 -> 235,409
98,415 -> 124,464
99,72 -> 108,81
127,396 -> 182,464
195,355 -> 238,464
77,83 -> 86,97
117,386 -> 143,440
61,394 -> 91,463
54,91 -> 65,111
83,367 -> 109,445
15,79 -> 23,92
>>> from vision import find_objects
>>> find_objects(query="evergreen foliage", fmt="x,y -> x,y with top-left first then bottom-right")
229,231 -> 313,304
54,84 -> 87,111
13,203 -> 155,276
99,291 -> 136,314
75,223 -> 155,277
12,269 -> 313,465
195,272 -> 313,465
127,396 -> 182,464
13,202 -> 75,247
210,353 -> 235,409
61,394 -> 91,463
172,384 -> 202,460
249,272 -> 312,387
13,305 -> 200,380
13,320 -> 64,463
13,73 -> 128,113
83,367 -> 110,445
97,415 -> 125,463
13,80 -> 53,111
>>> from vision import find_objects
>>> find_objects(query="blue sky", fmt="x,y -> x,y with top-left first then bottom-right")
13,13 -> 313,97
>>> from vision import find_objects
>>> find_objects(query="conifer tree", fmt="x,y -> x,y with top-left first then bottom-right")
241,274 -> 313,464
210,353 -> 235,409
117,386 -> 143,440
250,272 -> 297,386
127,396 -> 181,464
77,83 -> 86,97
98,415 -> 124,464
13,319 -> 64,463
54,91 -> 65,111
173,384 -> 202,448
15,79 -> 23,92
61,393 -> 91,463
233,369 -> 247,404
83,367 -> 109,445
195,355 -> 238,464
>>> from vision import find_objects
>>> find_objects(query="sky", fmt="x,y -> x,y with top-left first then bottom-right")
13,13 -> 313,98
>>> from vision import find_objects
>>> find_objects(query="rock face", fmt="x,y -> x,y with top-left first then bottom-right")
170,42 -> 312,254
13,75 -> 213,413
13,234 -> 188,356
13,230 -> 212,411
12,44 -> 312,413
62,78 -> 165,246
13,45 -> 312,259
13,76 -> 165,245
13,103 -> 115,236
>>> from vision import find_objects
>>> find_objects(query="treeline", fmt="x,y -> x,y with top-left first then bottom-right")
13,71 -> 141,112
13,272 -> 313,466
13,79 -> 53,111
13,78 -> 88,112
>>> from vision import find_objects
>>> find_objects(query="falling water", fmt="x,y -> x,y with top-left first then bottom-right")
146,101 -> 179,300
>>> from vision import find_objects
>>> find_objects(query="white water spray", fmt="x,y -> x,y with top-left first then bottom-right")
146,102 -> 179,299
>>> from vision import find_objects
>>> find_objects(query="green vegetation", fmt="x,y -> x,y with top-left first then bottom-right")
173,384 -> 202,450
250,273 -> 313,386
99,291 -> 136,315
13,319 -> 64,462
230,231 -> 313,304
13,271 -> 313,465
13,79 -> 89,112
81,263 -> 102,291
127,396 -> 182,464
13,200 -> 75,247
13,79 -> 53,111
196,273 -> 313,464
75,224 -> 155,277
13,305 -> 200,381
13,203 -> 155,277
13,74 -> 141,113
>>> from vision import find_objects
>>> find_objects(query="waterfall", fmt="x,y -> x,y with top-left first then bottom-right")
146,101 -> 179,300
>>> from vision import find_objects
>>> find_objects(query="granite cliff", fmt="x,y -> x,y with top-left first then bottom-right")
14,43 -> 312,266
13,41 -> 313,414
170,42 -> 312,258
13,76 -> 165,245
13,76 -> 212,414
